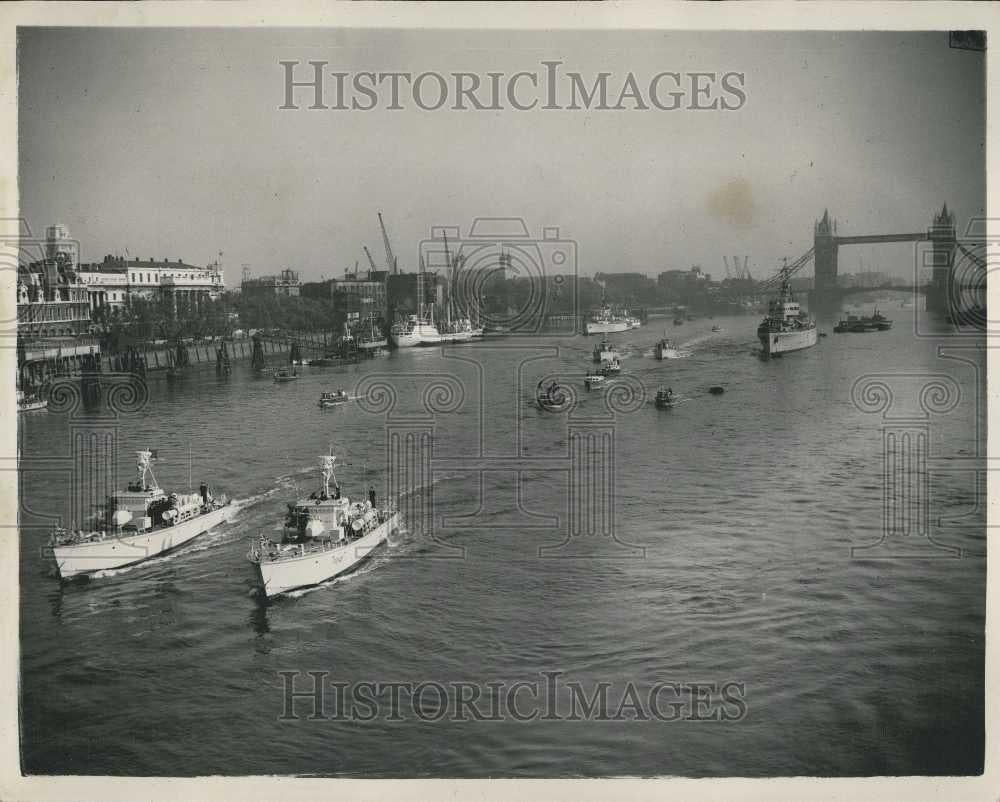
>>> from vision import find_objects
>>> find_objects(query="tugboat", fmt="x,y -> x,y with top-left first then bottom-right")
49,449 -> 234,579
248,452 -> 399,598
757,261 -> 817,356
536,379 -> 571,412
834,314 -> 875,333
273,366 -> 298,382
592,337 -> 620,364
654,336 -> 679,360
870,307 -> 893,331
584,373 -> 605,390
599,357 -> 622,375
318,390 -> 351,407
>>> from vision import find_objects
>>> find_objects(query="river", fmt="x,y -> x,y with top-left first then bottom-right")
18,301 -> 985,777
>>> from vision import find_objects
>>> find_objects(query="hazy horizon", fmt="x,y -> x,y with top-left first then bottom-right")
18,28 -> 986,285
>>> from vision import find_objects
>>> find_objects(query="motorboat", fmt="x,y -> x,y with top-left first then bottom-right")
17,389 -> 47,413
655,388 -> 678,409
537,380 -> 571,412
274,367 -> 298,382
592,338 -> 620,364
319,391 -> 351,408
654,337 -> 679,360
599,357 -> 622,375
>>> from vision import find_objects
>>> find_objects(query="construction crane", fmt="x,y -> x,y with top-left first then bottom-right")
378,211 -> 396,274
363,245 -> 377,273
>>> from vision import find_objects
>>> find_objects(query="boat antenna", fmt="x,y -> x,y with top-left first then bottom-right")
137,449 -> 159,491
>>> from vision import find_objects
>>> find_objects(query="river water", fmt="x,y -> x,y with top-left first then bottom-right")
18,303 -> 985,777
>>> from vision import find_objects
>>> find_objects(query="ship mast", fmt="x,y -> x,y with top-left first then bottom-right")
137,449 -> 159,491
319,453 -> 339,498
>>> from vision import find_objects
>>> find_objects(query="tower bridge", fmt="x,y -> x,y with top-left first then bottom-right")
809,205 -> 956,316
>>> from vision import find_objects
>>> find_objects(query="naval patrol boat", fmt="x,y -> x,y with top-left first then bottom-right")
757,262 -> 817,357
248,453 -> 399,597
49,449 -> 233,579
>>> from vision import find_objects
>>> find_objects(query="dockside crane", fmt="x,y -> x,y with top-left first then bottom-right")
363,245 -> 378,273
378,212 -> 397,274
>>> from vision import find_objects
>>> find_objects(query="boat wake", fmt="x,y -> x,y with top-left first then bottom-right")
677,333 -> 716,350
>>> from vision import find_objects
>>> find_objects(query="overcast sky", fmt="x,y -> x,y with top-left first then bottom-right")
18,28 -> 985,284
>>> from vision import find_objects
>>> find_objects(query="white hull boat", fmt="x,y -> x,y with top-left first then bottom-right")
50,449 -> 233,579
592,338 -> 621,364
585,319 -> 629,335
654,338 -> 679,360
253,513 -> 399,597
53,504 -> 234,578
249,451 -> 399,597
585,299 -> 630,335
392,315 -> 441,348
760,327 -> 818,355
757,261 -> 817,357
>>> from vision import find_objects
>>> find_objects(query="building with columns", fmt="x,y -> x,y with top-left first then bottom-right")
77,254 -> 226,311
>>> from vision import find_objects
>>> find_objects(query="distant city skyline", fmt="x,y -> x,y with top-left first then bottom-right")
18,28 -> 985,285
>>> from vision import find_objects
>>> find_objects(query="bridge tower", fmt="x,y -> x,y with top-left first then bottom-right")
813,209 -> 839,316
927,203 -> 956,315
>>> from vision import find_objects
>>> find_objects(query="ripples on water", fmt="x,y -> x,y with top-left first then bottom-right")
19,308 -> 985,776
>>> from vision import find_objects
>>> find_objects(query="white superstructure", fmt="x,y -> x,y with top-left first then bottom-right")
592,338 -> 620,364
757,263 -> 817,356
654,337 -> 679,360
585,302 -> 629,335
50,449 -> 234,578
391,313 -> 441,347
248,453 -> 399,597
